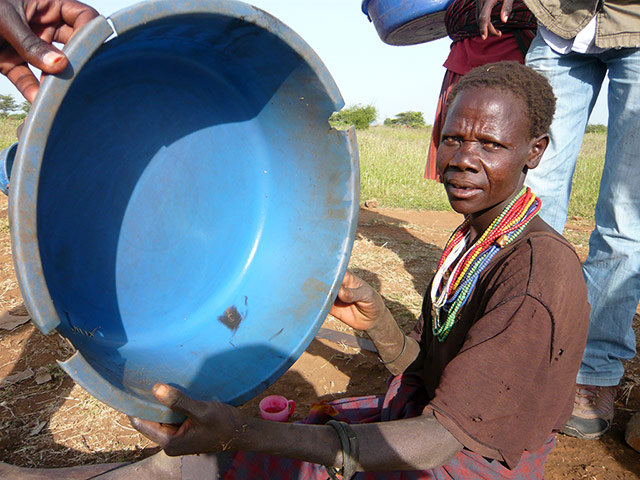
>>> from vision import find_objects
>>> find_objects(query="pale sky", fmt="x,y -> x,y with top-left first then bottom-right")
0,0 -> 609,124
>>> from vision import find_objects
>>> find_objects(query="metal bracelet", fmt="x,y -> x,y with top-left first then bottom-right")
378,333 -> 407,365
325,420 -> 359,480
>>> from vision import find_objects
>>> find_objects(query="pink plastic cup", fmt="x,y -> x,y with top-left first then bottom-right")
259,395 -> 296,422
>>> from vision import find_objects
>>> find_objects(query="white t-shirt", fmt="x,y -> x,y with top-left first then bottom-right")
539,16 -> 607,54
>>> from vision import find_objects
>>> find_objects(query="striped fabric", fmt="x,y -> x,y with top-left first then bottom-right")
223,373 -> 555,479
445,0 -> 536,44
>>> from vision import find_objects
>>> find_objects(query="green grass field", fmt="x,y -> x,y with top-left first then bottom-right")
0,119 -> 605,223
0,118 -> 19,151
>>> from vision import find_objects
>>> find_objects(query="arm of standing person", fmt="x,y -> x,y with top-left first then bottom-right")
476,0 -> 514,39
0,0 -> 99,102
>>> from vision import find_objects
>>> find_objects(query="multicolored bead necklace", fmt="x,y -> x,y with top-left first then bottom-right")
430,187 -> 541,342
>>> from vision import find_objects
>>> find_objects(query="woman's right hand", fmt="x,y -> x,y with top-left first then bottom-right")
329,271 -> 386,332
130,383 -> 249,456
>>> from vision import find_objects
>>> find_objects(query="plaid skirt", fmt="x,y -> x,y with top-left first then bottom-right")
223,373 -> 555,480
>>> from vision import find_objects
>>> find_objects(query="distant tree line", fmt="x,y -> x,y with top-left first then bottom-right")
384,111 -> 426,128
330,104 -> 377,130
0,94 -> 30,120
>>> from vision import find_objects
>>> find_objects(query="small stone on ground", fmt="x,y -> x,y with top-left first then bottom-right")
626,412 -> 640,453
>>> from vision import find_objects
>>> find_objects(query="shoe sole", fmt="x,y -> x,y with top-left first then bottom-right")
561,423 -> 611,440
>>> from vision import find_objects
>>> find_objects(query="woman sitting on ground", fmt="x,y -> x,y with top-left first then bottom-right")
128,61 -> 590,480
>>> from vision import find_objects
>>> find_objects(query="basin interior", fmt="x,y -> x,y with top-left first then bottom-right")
34,13 -> 356,409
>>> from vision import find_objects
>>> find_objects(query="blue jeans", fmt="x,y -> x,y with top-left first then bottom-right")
524,32 -> 640,387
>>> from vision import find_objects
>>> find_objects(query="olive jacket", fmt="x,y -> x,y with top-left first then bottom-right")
524,0 -> 640,48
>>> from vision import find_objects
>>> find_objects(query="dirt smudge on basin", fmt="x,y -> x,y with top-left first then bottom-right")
218,305 -> 244,333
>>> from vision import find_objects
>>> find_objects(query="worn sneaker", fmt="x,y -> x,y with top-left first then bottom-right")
562,384 -> 617,439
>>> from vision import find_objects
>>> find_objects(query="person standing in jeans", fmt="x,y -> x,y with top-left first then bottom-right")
478,0 -> 640,447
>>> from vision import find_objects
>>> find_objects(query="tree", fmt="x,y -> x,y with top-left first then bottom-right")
329,104 -> 377,130
0,94 -> 18,119
384,111 -> 426,128
21,100 -> 31,115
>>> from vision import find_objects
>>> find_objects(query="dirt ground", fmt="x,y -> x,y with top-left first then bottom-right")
0,194 -> 639,478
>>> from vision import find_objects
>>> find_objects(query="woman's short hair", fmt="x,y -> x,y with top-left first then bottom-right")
447,61 -> 556,139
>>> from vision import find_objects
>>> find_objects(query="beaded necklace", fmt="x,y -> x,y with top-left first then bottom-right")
430,187 -> 541,342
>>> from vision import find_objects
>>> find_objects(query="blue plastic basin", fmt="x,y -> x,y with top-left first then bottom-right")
10,0 -> 359,422
362,0 -> 453,45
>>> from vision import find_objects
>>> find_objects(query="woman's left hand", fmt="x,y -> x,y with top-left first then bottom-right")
329,270 -> 386,331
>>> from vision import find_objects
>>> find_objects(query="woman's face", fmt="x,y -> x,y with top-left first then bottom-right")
437,87 -> 548,223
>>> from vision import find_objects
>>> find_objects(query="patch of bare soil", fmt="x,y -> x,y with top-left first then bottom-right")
0,197 -> 638,478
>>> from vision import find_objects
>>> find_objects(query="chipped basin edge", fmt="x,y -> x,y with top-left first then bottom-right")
58,351 -> 184,423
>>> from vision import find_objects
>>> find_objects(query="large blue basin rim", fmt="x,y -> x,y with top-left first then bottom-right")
9,0 -> 359,422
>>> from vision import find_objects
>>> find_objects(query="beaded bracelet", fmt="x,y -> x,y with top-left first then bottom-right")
378,333 -> 407,365
325,420 -> 359,480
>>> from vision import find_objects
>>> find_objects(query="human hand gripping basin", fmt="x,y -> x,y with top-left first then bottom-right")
4,0 -> 359,423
